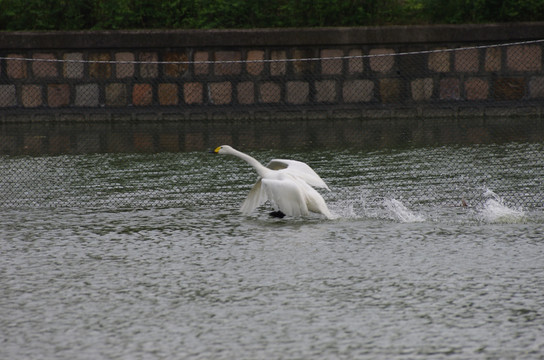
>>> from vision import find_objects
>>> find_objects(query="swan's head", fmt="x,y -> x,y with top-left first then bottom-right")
213,145 -> 235,155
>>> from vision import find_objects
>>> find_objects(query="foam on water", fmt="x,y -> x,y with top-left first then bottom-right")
478,189 -> 526,223
330,192 -> 426,223
383,198 -> 426,223
327,188 -> 370,220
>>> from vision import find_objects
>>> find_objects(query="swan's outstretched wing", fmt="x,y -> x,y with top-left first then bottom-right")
266,159 -> 330,191
240,179 -> 267,215
261,178 -> 309,217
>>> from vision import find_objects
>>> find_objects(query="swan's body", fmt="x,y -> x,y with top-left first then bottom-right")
213,145 -> 333,219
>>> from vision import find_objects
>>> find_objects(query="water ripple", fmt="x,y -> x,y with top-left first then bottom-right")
1,144 -> 544,359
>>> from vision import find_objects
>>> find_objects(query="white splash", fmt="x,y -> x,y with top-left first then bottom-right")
331,201 -> 356,219
328,189 -> 373,219
478,189 -> 526,223
383,198 -> 426,223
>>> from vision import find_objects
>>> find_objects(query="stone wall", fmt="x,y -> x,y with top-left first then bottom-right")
1,24 -> 544,154
1,23 -> 544,123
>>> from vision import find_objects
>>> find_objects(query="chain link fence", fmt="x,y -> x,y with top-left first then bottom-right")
1,39 -> 543,210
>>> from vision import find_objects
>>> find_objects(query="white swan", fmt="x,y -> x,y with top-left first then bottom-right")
213,145 -> 333,219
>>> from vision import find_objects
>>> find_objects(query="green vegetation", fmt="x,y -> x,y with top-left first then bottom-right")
1,0 -> 543,31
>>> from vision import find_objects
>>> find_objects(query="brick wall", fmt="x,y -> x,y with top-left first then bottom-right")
1,24 -> 544,154
1,45 -> 543,117
1,24 -> 544,123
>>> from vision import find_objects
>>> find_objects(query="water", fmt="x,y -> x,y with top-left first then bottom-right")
1,143 -> 544,359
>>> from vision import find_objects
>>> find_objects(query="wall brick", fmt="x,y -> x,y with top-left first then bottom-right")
209,82 -> 232,105
379,78 -> 401,103
464,78 -> 489,100
237,82 -> 254,104
529,76 -> 544,98
106,83 -> 128,106
194,51 -> 209,75
75,84 -> 99,107
47,84 -> 70,107
164,52 -> 189,77
321,49 -> 343,75
139,52 -> 158,78
485,47 -> 501,72
246,50 -> 264,75
7,54 -> 27,79
22,85 -> 42,108
63,53 -> 84,79
370,48 -> 395,73
158,83 -> 178,105
214,51 -> 241,75
115,52 -> 135,78
428,49 -> 450,72
348,49 -> 363,73
0,85 -> 17,107
32,53 -> 58,78
411,78 -> 433,101
455,48 -> 479,72
133,84 -> 153,106
270,50 -> 287,76
286,81 -> 309,104
343,80 -> 374,102
494,78 -> 525,100
507,45 -> 541,71
440,78 -> 460,100
315,80 -> 336,102
259,82 -> 281,103
184,82 -> 203,104
89,53 -> 111,79
293,49 -> 314,74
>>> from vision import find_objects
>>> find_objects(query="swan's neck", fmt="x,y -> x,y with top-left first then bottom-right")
230,149 -> 269,177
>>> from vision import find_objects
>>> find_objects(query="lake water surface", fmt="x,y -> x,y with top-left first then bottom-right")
1,143 -> 543,359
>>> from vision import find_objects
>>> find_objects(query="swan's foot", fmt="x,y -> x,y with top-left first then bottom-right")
269,210 -> 286,218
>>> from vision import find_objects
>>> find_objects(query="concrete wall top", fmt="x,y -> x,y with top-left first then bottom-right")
2,22 -> 544,50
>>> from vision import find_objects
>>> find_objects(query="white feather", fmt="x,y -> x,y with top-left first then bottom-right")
240,179 -> 265,215
266,159 -> 331,191
262,177 -> 309,217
